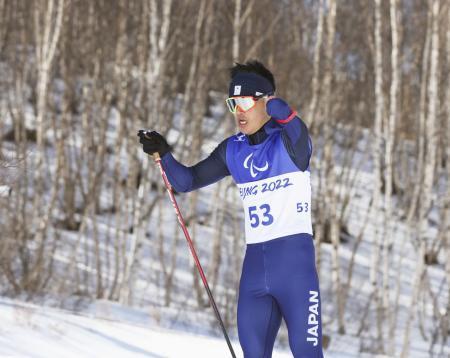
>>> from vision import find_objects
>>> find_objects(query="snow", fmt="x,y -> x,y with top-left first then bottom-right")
0,297 -> 290,358
1,297 -> 409,357
0,185 -> 10,197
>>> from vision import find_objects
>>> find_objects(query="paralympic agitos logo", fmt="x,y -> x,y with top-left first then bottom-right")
243,153 -> 269,178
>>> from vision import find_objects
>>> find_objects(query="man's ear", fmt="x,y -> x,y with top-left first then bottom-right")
264,95 -> 275,105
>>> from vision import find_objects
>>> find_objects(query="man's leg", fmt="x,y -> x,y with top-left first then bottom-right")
267,235 -> 324,357
237,290 -> 282,358
276,278 -> 323,358
237,244 -> 282,358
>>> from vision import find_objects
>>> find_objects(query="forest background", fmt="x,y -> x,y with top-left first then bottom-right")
0,0 -> 449,356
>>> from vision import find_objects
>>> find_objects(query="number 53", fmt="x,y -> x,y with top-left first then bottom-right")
297,202 -> 309,212
248,204 -> 274,228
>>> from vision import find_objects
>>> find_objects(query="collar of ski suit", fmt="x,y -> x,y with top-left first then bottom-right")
247,118 -> 280,145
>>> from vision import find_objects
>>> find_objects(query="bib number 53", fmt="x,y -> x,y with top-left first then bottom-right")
297,202 -> 309,213
248,204 -> 274,228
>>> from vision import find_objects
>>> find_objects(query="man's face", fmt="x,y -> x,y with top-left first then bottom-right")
234,97 -> 270,135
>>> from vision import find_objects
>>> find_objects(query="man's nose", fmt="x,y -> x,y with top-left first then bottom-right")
236,105 -> 244,113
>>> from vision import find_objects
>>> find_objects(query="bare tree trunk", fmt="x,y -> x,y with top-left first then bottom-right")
207,181 -> 226,291
443,4 -> 450,346
177,0 -> 205,147
320,0 -> 343,334
3,9 -> 32,292
21,0 -> 65,294
232,0 -> 241,62
383,0 -> 400,353
401,241 -> 426,358
32,0 -> 64,225
308,0 -> 325,281
307,0 -> 324,129
421,0 -> 439,251
106,0 -> 130,298
120,0 -> 173,304
153,194 -> 180,307
406,7 -> 432,222
232,0 -> 255,62
369,0 -> 387,351
402,0 -> 440,355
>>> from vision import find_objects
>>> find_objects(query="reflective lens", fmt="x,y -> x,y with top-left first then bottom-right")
225,96 -> 257,113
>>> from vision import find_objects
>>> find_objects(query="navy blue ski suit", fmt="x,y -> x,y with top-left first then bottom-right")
160,111 -> 323,358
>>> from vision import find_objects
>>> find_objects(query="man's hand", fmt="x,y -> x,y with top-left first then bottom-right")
265,97 -> 295,121
137,130 -> 171,157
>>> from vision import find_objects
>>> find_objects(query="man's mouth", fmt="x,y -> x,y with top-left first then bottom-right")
238,119 -> 247,126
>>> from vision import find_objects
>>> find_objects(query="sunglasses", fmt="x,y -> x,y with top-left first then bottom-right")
225,95 -> 265,114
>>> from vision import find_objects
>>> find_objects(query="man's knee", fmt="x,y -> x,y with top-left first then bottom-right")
289,335 -> 324,358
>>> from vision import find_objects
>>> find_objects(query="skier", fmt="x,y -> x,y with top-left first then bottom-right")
138,60 -> 323,358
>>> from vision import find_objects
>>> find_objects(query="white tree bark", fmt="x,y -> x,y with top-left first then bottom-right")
312,0 -> 326,278
232,0 -> 255,62
178,0 -> 205,142
401,241 -> 426,358
320,0 -> 343,333
207,181 -> 226,291
368,0 -> 386,350
307,0 -> 324,128
24,0 -> 65,292
383,0 -> 400,353
32,0 -> 64,214
420,0 -> 439,241
120,0 -> 173,304
402,0 -> 440,355
232,0 -> 241,62
407,7 -> 432,222
444,7 -> 450,336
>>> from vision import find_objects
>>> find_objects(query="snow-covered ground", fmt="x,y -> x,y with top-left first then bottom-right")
0,297 -> 290,358
0,296 -> 402,358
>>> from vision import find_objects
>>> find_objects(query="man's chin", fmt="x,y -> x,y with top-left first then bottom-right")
239,127 -> 253,135
238,122 -> 249,133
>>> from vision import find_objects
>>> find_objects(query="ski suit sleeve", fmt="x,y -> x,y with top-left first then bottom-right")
268,111 -> 312,171
160,139 -> 230,193
277,113 -> 312,172
266,98 -> 312,171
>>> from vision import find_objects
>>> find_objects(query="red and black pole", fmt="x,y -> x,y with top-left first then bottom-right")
151,150 -> 236,358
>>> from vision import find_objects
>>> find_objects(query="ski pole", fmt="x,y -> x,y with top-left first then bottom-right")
150,149 -> 236,358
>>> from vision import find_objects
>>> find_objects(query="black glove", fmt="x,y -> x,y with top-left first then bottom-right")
137,130 -> 171,157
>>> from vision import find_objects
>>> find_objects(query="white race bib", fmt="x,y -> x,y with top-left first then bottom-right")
237,171 -> 313,244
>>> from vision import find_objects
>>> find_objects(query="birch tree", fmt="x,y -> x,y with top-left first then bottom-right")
382,0 -> 400,353
232,0 -> 255,62
14,0 -> 65,293
443,4 -> 450,347
402,0 -> 440,355
120,0 -> 173,304
32,0 -> 64,224
307,0 -> 324,130
317,0 -> 344,335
